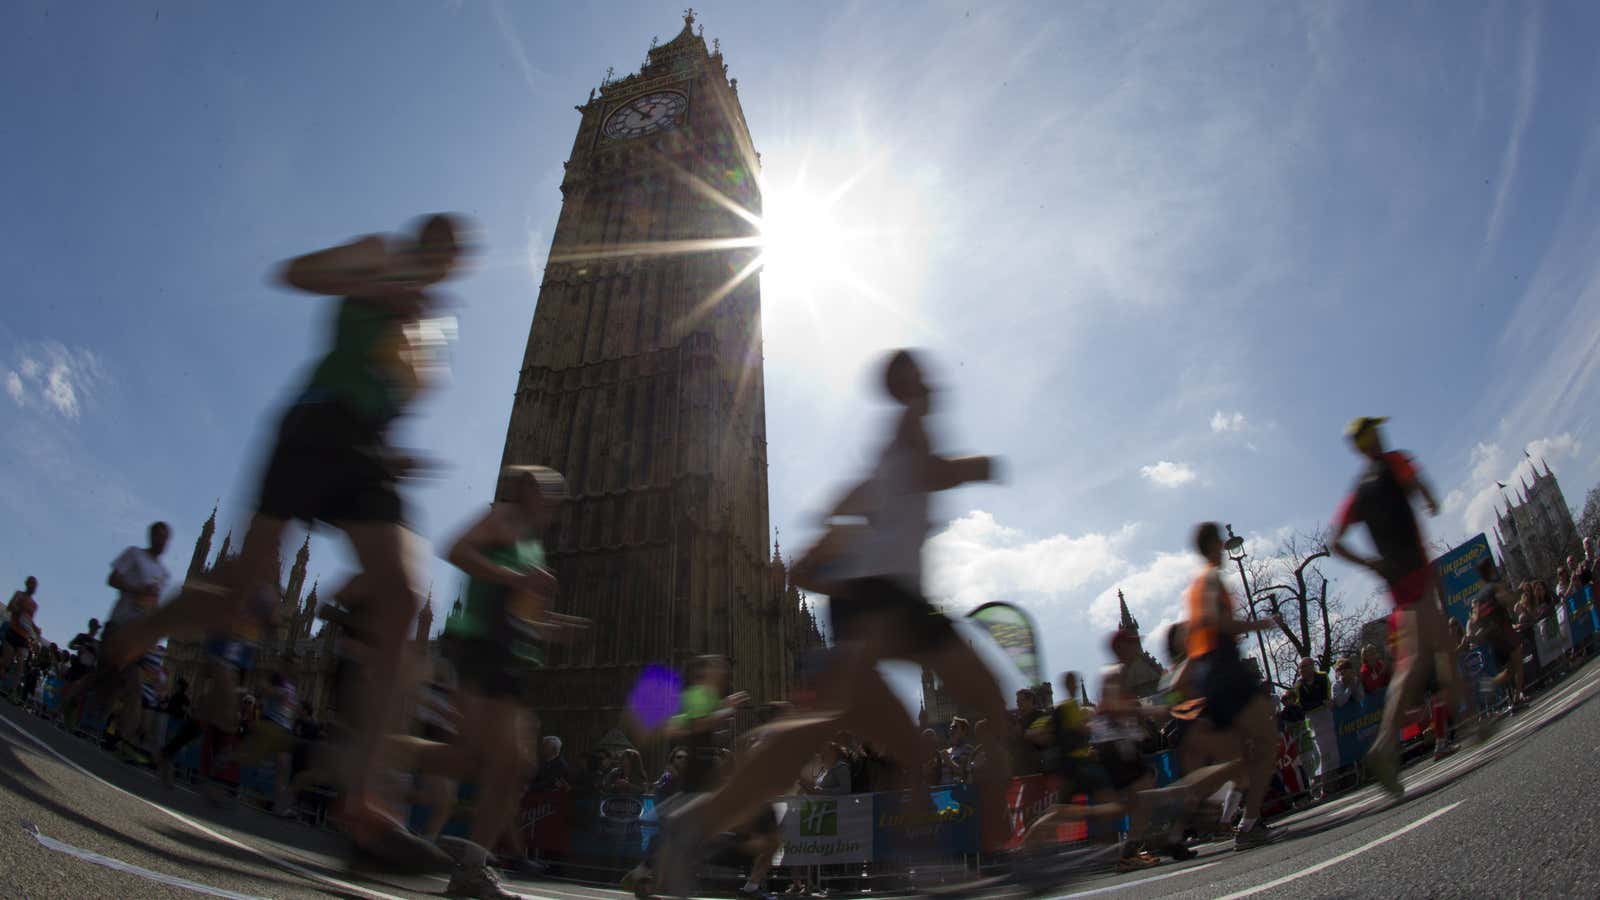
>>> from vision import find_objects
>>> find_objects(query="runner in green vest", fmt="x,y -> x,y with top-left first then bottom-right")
421,465 -> 588,899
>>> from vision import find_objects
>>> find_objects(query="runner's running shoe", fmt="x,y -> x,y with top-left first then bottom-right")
1366,745 -> 1404,798
446,862 -> 519,899
1233,822 -> 1282,851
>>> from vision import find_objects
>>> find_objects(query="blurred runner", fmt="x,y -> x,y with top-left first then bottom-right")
102,215 -> 470,871
1183,522 -> 1284,850
62,524 -> 171,747
657,350 -> 1009,897
1330,417 -> 1478,797
2,576 -> 41,695
403,464 -> 587,898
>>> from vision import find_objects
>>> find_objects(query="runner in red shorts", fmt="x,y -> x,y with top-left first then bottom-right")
1330,417 -> 1477,796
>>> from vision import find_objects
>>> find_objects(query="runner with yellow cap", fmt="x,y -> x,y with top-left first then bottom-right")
1329,416 -> 1478,797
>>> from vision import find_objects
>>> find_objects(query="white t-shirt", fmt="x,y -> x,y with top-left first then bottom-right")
839,427 -> 930,591
109,546 -> 170,624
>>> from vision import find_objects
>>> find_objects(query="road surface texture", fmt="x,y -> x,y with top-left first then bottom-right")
3,658 -> 1599,899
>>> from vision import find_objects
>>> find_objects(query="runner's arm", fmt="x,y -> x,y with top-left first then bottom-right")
277,236 -> 389,296
106,550 -> 151,594
442,509 -> 545,592
1329,510 -> 1384,575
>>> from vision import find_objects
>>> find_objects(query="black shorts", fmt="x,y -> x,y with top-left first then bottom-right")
1095,743 -> 1148,791
256,400 -> 404,527
827,577 -> 957,650
1058,755 -> 1112,798
3,628 -> 27,651
1194,643 -> 1262,729
444,635 -> 536,701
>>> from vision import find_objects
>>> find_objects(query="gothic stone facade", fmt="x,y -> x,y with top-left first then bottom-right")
499,14 -> 809,754
1495,460 -> 1582,587
167,506 -> 339,719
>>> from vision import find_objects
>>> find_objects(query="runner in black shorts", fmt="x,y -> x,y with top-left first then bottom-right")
102,215 -> 471,872
1467,559 -> 1525,710
1183,522 -> 1283,850
624,656 -> 778,900
657,351 -> 1009,897
1330,417 -> 1480,796
403,465 -> 587,899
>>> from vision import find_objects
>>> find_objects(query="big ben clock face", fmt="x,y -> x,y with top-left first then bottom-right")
603,91 -> 688,140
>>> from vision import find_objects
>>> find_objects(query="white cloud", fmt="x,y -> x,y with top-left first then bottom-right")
922,510 -> 1213,679
3,342 -> 106,420
1139,460 -> 1197,488
1210,410 -> 1248,433
1483,6 -> 1541,251
1440,433 -> 1582,540
926,510 -> 1136,612
1088,551 -> 1196,631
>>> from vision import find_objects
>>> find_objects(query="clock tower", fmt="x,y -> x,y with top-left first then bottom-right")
500,11 -> 803,753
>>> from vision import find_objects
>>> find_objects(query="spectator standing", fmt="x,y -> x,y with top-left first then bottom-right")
1359,644 -> 1391,694
1332,657 -> 1364,709
1291,659 -> 1334,794
944,717 -> 975,784
811,742 -> 852,795
529,736 -> 570,791
654,747 -> 689,800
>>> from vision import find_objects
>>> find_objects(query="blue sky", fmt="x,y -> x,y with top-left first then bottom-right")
3,1 -> 1599,696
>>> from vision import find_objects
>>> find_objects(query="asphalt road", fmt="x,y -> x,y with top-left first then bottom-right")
3,659 -> 1600,899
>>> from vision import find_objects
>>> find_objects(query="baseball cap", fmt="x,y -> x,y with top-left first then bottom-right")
1345,416 -> 1388,439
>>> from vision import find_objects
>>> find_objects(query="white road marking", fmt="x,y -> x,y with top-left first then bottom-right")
24,821 -> 269,899
0,708 -> 463,900
1212,801 -> 1462,900
1043,860 -> 1221,898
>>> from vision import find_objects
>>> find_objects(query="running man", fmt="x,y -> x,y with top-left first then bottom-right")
2,576 -> 41,693
1183,522 -> 1284,849
657,349 -> 1011,896
1465,559 -> 1525,712
62,524 -> 172,743
1329,417 -> 1468,796
624,655 -> 781,900
410,464 -> 586,898
103,215 -> 470,870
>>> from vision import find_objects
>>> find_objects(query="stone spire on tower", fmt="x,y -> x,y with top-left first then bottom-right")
416,589 -> 435,643
283,534 -> 310,622
188,502 -> 218,581
1117,589 -> 1139,633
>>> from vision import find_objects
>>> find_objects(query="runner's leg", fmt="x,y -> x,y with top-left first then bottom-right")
1373,607 -> 1427,757
330,521 -> 424,833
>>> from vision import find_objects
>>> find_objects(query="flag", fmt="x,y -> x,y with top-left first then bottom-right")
967,602 -> 1044,687
1496,481 -> 1507,490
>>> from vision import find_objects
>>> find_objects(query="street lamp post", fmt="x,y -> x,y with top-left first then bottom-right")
1224,523 -> 1277,686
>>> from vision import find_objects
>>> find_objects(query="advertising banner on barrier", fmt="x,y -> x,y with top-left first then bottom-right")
1433,534 -> 1493,629
521,790 -> 575,854
1333,687 -> 1385,766
1004,774 -> 1090,847
1569,586 -> 1598,648
1533,609 -> 1572,667
773,794 -> 873,865
873,785 -> 979,860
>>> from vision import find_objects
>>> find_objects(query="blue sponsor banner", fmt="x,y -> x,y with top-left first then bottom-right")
1332,688 -> 1385,765
1433,534 -> 1493,629
1569,586 -> 1598,647
872,784 -> 979,860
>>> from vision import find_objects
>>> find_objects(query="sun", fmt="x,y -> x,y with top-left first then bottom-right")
756,179 -> 849,303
